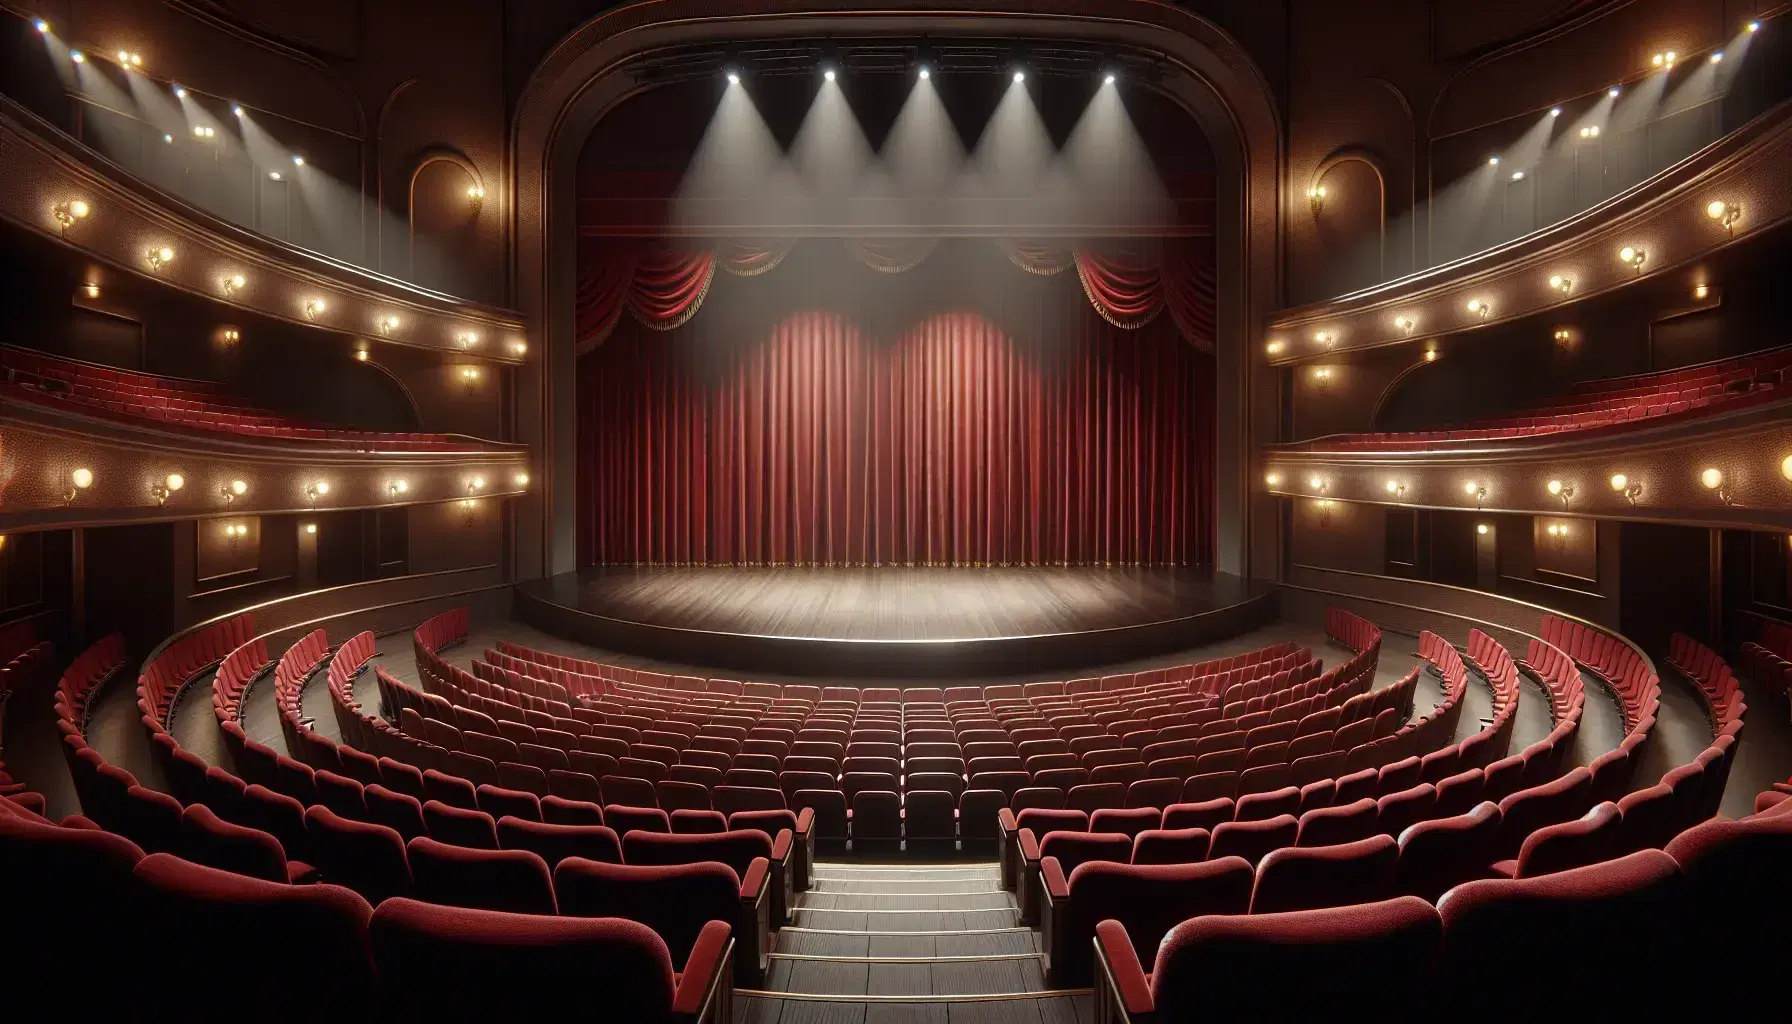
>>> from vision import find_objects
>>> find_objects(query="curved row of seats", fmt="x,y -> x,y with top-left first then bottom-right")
2,345 -> 516,453
0,642 -> 57,814
1274,345 -> 1792,453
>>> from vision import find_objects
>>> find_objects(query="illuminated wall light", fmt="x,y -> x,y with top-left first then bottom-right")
1510,171 -> 1526,182
514,473 -> 530,488
269,171 -> 282,181
1465,480 -> 1487,507
145,246 -> 175,272
163,134 -> 173,144
1308,476 -> 1326,493
1781,455 -> 1792,482
1705,200 -> 1742,233
466,185 -> 486,202
1393,315 -> 1416,335
1488,156 -> 1501,166
1385,480 -> 1406,500
1651,51 -> 1677,69
1547,523 -> 1562,537
1466,299 -> 1491,319
1579,125 -> 1601,139
1265,340 -> 1286,356
1265,472 -> 1282,487
1700,467 -> 1731,504
67,467 -> 94,504
1477,523 -> 1490,536
1313,330 -> 1335,349
376,315 -> 400,335
220,329 -> 240,345
150,473 -> 184,505
1547,275 -> 1574,295
354,349 -> 369,362
304,523 -> 317,535
82,283 -> 101,299
303,299 -> 327,320
466,476 -> 486,495
1693,284 -> 1710,300
70,51 -> 84,64
1611,473 -> 1643,505
1554,328 -> 1574,344
1617,246 -> 1647,272
305,480 -> 330,505
1424,349 -> 1439,362
52,199 -> 91,235
510,340 -> 528,356
456,331 -> 480,349
1307,185 -> 1327,213
221,479 -> 248,506
1546,479 -> 1575,506
220,273 -> 246,297
387,479 -> 409,499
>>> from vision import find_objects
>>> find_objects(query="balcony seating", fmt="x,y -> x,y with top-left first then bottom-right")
1274,345 -> 1792,453
1,344 -> 514,452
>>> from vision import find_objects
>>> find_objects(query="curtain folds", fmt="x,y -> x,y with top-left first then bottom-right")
578,237 -> 1216,352
577,260 -> 1215,568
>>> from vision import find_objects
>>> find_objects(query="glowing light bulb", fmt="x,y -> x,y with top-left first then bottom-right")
70,50 -> 84,63
71,468 -> 94,489
1013,71 -> 1025,83
1700,468 -> 1723,490
823,68 -> 835,82
1477,524 -> 1489,536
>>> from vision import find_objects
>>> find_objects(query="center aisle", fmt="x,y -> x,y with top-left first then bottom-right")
736,861 -> 1090,1024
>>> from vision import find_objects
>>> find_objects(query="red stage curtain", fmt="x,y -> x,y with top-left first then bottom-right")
575,240 -> 715,351
577,248 -> 1214,567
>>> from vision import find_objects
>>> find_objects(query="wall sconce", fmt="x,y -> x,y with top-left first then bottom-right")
1466,299 -> 1491,319
1553,328 -> 1575,346
52,200 -> 91,235
150,473 -> 184,505
1546,479 -> 1575,506
1706,200 -> 1742,234
304,523 -> 317,535
66,467 -> 94,505
387,479 -> 409,500
1578,125 -> 1601,139
192,125 -> 215,140
514,473 -> 530,488
1313,331 -> 1336,350
305,480 -> 330,505
221,479 -> 247,507
220,274 -> 246,297
303,299 -> 327,320
224,522 -> 248,549
1610,473 -> 1643,505
1651,51 -> 1677,70
145,246 -> 175,272
1547,275 -> 1574,295
1308,475 -> 1327,494
1424,349 -> 1439,362
1393,315 -> 1417,336
1465,480 -> 1487,508
1385,480 -> 1406,501
1476,523 -> 1490,536
465,476 -> 486,496
1307,185 -> 1327,214
1781,455 -> 1792,483
510,340 -> 528,357
460,366 -> 482,392
1316,499 -> 1335,527
1617,246 -> 1647,273
220,328 -> 241,345
456,331 -> 480,349
1265,340 -> 1285,356
467,185 -> 486,204
354,347 -> 369,362
82,283 -> 101,300
461,497 -> 479,526
1700,467 -> 1731,504
376,315 -> 401,335
1265,472 -> 1282,487
1312,367 -> 1332,393
1693,284 -> 1710,300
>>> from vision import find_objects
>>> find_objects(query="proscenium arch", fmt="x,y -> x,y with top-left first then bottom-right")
510,0 -> 1284,583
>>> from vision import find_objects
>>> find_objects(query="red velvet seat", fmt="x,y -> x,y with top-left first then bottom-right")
422,800 -> 499,849
1206,814 -> 1297,866
1089,807 -> 1160,840
179,804 -> 297,884
1250,834 -> 1399,914
1043,856 -> 1253,987
1295,797 -> 1378,847
1095,897 -> 1441,1021
1374,783 -> 1437,840
406,835 -> 556,914
1160,797 -> 1233,832
1501,801 -> 1620,878
1664,811 -> 1792,1002
497,816 -> 622,868
302,805 -> 413,906
364,784 -> 428,840
1129,826 -> 1211,865
369,897 -> 730,1021
135,853 -> 375,1006
555,856 -> 769,987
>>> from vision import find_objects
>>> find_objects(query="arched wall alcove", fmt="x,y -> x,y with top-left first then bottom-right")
509,0 -> 1285,583
407,149 -> 484,297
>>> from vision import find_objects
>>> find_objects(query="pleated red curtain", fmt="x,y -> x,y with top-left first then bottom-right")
577,245 -> 1214,567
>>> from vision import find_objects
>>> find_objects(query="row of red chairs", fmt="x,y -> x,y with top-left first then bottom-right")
0,643 -> 58,812
1667,632 -> 1747,726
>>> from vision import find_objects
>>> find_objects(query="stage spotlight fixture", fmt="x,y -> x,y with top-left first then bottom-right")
727,71 -> 740,85
1510,171 -> 1526,181
1013,70 -> 1026,84
1618,246 -> 1647,272
823,67 -> 836,82
163,134 -> 173,144
232,105 -> 244,116
1550,107 -> 1561,117
1609,86 -> 1621,97
1748,20 -> 1760,32
918,67 -> 930,80
70,50 -> 84,63
292,155 -> 305,166
1711,51 -> 1724,63
1488,156 -> 1500,166
174,85 -> 186,98
35,18 -> 48,33
1105,72 -> 1117,84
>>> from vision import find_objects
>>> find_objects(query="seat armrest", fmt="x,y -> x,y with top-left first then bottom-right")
1095,919 -> 1156,1020
285,860 -> 320,884
1041,855 -> 1071,900
739,855 -> 770,900
673,921 -> 734,1021
998,807 -> 1020,834
771,828 -> 793,861
1018,827 -> 1042,863
794,806 -> 815,834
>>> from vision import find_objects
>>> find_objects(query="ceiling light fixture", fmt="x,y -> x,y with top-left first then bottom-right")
1510,171 -> 1526,181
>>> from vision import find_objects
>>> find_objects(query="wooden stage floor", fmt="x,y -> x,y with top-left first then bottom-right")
513,567 -> 1276,677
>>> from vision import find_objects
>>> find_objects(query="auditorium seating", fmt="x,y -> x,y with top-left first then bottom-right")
1273,345 -> 1792,453
1,345 -> 516,452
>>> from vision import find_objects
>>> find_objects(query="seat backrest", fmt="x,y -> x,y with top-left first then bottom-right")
1250,834 -> 1399,914
621,828 -> 771,880
496,816 -> 622,869
406,835 -> 557,915
1037,830 -> 1133,875
552,858 -> 740,963
369,897 -> 674,1018
1063,857 -> 1253,982
303,804 -> 413,906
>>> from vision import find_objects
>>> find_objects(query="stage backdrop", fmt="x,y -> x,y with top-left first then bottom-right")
576,239 -> 1214,567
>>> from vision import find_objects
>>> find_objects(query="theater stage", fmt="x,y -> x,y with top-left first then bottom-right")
513,567 -> 1277,678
